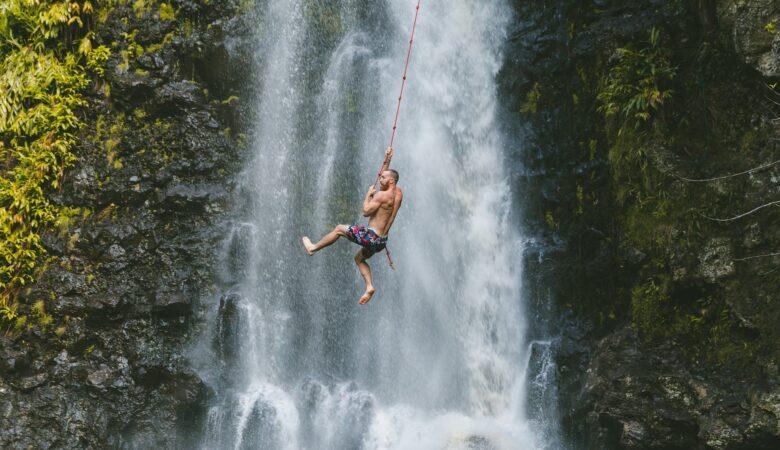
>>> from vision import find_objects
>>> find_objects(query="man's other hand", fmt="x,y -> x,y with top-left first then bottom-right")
385,146 -> 394,159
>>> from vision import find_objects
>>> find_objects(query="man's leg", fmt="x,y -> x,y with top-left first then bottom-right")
302,225 -> 348,255
355,248 -> 376,304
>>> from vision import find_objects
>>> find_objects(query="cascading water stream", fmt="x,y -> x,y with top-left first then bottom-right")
190,1 -> 556,448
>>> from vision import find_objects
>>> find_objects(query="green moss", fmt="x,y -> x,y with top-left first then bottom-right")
30,299 -> 53,328
520,82 -> 541,114
544,211 -> 559,230
765,19 -> 777,35
631,279 -> 670,340
158,2 -> 175,21
132,0 -> 150,18
145,43 -> 163,54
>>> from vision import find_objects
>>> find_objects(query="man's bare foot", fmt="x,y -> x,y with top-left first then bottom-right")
301,237 -> 316,256
359,286 -> 376,305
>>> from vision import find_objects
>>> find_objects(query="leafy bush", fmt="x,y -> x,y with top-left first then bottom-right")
597,28 -> 677,132
0,1 -> 108,328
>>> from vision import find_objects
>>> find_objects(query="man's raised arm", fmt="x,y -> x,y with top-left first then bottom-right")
380,146 -> 394,173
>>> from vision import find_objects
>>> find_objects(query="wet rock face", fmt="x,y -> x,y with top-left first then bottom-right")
0,1 -> 254,448
698,238 -> 735,282
719,0 -> 780,78
576,329 -> 778,449
501,0 -> 779,449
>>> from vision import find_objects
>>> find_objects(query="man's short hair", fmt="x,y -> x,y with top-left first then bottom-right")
387,169 -> 399,182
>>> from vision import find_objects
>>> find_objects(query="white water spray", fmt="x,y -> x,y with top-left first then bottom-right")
192,1 -> 554,448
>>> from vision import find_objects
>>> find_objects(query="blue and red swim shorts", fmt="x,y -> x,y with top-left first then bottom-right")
345,225 -> 387,254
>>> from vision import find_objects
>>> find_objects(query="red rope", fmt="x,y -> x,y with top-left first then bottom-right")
376,0 -> 422,270
375,0 -> 422,185
389,0 -> 423,149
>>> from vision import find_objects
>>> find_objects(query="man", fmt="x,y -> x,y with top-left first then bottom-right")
302,147 -> 403,305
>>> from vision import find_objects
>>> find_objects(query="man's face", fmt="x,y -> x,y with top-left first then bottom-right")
379,171 -> 394,189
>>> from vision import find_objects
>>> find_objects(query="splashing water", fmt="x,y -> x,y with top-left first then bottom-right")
191,1 -> 554,448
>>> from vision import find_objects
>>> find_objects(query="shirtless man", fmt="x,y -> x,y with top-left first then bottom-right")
302,147 -> 403,305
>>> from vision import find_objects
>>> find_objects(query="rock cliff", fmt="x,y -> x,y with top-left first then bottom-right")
501,0 -> 779,448
0,1 -> 254,447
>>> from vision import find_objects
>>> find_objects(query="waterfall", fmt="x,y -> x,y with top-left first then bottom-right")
191,1 -> 554,448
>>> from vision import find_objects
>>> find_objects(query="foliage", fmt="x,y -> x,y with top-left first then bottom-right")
597,27 -> 776,376
520,82 -> 541,114
631,279 -> 669,341
158,2 -> 174,21
0,1 -> 108,327
303,0 -> 343,39
597,28 -> 677,132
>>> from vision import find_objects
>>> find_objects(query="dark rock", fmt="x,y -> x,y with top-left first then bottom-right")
501,1 -> 780,448
153,288 -> 191,317
214,290 -> 241,362
154,80 -> 205,112
0,2 -> 250,448
574,328 -> 779,449
13,373 -> 48,391
87,365 -> 115,391
106,243 -> 127,260
718,0 -> 780,78
112,69 -> 161,105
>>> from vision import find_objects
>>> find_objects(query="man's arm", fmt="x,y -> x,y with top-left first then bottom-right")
380,147 -> 393,173
362,185 -> 381,217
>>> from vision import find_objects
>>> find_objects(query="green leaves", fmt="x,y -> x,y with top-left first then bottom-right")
597,28 -> 677,132
0,1 -> 103,312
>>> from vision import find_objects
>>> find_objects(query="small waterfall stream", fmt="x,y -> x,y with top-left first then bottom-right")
190,1 -> 557,448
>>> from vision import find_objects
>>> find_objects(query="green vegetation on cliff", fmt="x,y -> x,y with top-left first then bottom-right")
513,0 -> 778,380
597,28 -> 677,129
589,23 -> 779,374
0,1 -> 108,329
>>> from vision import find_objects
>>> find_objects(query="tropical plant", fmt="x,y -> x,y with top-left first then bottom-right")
0,1 -> 108,325
597,28 -> 677,132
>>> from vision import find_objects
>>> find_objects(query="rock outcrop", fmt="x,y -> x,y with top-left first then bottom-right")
577,329 -> 778,448
0,1 -> 255,447
501,0 -> 779,448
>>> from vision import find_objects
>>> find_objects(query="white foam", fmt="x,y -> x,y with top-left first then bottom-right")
191,0 -> 555,448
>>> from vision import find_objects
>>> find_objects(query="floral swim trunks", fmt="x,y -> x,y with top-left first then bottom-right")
345,225 -> 387,255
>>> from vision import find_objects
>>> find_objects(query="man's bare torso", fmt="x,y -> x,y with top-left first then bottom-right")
367,187 -> 403,237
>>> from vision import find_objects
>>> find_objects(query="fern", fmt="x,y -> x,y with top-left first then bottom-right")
597,28 -> 677,132
0,1 -> 109,321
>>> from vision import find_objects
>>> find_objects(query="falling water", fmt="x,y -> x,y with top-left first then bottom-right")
191,1 -> 554,448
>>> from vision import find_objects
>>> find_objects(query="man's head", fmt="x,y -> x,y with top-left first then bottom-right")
379,169 -> 399,189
